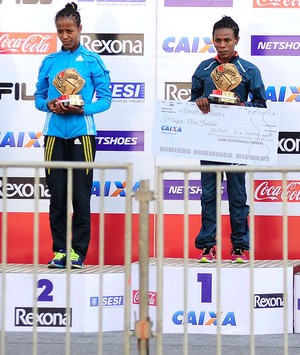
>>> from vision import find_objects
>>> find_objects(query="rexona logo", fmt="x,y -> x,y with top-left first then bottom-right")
172,311 -> 236,326
165,0 -> 233,6
81,34 -> 144,55
15,307 -> 71,327
165,82 -> 191,101
163,37 -> 215,53
251,35 -> 300,56
164,82 -> 300,103
0,33 -> 56,54
0,177 -> 50,199
253,0 -> 300,8
96,130 -> 144,151
254,293 -> 284,309
278,132 -> 300,154
0,132 -> 43,147
254,180 -> 300,202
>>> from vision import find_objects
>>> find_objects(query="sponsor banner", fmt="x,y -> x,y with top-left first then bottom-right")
80,33 -> 144,55
162,37 -> 215,54
132,290 -> 157,306
253,0 -> 300,8
251,35 -> 300,56
110,82 -> 145,100
278,132 -> 300,154
96,130 -> 144,151
163,179 -> 228,201
254,293 -> 284,309
0,33 -> 56,54
165,82 -> 191,101
131,262 -> 295,334
0,272 -> 125,332
165,0 -> 233,6
254,180 -> 300,202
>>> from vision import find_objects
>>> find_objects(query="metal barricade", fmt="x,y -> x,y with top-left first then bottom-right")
0,161 -> 133,355
1,162 -> 300,354
155,164 -> 297,355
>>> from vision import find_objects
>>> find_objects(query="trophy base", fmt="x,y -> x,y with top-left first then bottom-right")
208,90 -> 238,105
57,94 -> 84,107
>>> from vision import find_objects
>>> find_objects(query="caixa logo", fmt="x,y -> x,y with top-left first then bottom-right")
254,293 -> 284,309
0,177 -> 50,199
172,311 -> 236,326
165,82 -> 191,101
278,132 -> 300,154
91,180 -> 140,197
110,82 -> 145,99
15,307 -> 71,327
81,34 -> 144,55
0,0 -> 51,3
0,132 -> 43,147
162,37 -> 215,53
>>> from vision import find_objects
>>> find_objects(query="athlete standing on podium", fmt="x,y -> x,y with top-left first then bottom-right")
191,16 -> 267,263
34,2 -> 112,269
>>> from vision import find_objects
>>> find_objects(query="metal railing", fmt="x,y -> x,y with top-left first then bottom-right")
1,162 -> 300,354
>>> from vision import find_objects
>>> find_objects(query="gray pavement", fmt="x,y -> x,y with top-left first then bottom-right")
2,331 -> 300,355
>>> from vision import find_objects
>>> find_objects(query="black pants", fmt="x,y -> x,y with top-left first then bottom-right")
44,135 -> 96,261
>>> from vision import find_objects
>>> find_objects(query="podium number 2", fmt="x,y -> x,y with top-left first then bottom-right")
37,279 -> 53,302
197,273 -> 212,303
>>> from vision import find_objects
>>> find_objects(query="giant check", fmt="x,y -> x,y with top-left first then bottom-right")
153,100 -> 280,166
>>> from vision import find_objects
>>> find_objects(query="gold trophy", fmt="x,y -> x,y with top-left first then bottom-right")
53,68 -> 85,106
209,63 -> 241,105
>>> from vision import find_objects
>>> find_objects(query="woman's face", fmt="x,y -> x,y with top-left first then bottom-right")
213,28 -> 239,63
56,17 -> 82,52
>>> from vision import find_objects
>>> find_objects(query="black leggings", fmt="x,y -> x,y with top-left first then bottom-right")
44,135 -> 96,261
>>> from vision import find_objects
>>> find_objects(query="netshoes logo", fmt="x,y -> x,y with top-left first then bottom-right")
15,307 -> 72,327
254,293 -> 284,309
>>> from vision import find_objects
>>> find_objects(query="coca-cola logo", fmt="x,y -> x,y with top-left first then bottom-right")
132,290 -> 157,306
254,180 -> 300,202
0,33 -> 57,54
254,0 -> 300,8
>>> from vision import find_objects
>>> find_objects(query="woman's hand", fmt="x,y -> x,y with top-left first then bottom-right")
195,97 -> 210,114
47,100 -> 84,115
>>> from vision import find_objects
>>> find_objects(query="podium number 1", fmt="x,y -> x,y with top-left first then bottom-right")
197,273 -> 212,303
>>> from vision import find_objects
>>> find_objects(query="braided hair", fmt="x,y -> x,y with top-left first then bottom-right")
55,2 -> 81,27
212,16 -> 239,39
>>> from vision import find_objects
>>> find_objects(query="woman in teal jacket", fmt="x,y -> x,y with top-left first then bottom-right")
34,2 -> 112,269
